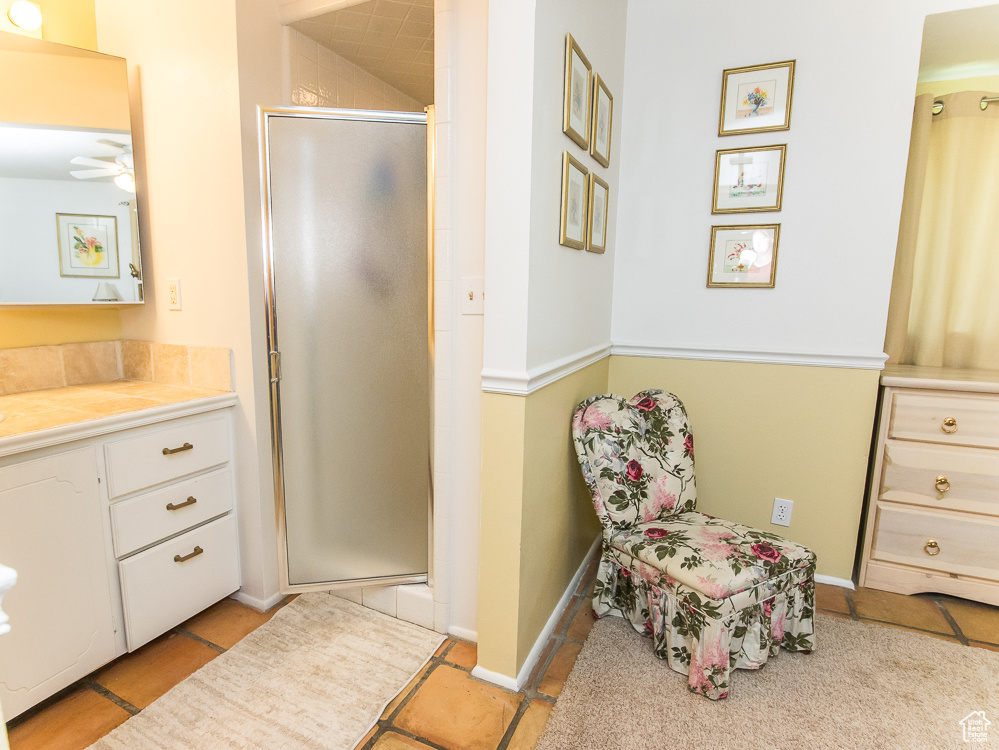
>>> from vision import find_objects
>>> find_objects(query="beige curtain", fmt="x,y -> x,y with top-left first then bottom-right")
885,90 -> 999,370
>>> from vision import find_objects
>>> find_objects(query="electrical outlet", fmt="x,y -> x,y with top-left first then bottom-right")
166,278 -> 182,311
771,497 -> 793,527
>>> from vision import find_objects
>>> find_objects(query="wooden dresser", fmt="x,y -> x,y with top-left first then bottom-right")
860,366 -> 999,606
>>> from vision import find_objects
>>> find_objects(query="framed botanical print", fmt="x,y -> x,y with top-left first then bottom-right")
712,144 -> 786,213
718,60 -> 795,136
586,173 -> 609,254
56,213 -> 120,278
589,74 -> 613,167
562,33 -> 592,149
560,151 -> 589,249
707,224 -> 780,288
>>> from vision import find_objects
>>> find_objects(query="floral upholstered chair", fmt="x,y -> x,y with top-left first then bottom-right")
571,389 -> 816,699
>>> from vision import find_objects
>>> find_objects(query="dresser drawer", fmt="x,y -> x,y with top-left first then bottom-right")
881,440 -> 999,517
119,514 -> 240,651
888,391 -> 999,449
105,415 -> 230,499
110,468 -> 234,558
871,504 -> 999,581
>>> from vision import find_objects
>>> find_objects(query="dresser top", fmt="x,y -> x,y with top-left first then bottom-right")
881,365 -> 999,393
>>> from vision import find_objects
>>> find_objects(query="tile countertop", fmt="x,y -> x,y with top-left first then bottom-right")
0,381 -> 232,440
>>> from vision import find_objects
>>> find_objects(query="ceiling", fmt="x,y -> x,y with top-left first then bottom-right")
0,125 -> 130,182
919,4 -> 999,82
292,0 -> 434,105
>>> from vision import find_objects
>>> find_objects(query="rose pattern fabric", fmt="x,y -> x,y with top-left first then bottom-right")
573,390 -> 816,700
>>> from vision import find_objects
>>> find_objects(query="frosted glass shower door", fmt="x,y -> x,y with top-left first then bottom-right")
262,109 -> 430,588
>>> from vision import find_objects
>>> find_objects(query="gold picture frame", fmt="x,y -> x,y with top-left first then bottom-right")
707,224 -> 780,288
718,60 -> 795,136
560,151 -> 589,249
562,33 -> 592,149
56,213 -> 120,279
586,173 -> 609,254
712,144 -> 786,214
589,73 -> 613,167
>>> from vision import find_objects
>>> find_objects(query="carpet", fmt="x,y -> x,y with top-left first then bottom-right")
537,613 -> 998,750
89,593 -> 444,750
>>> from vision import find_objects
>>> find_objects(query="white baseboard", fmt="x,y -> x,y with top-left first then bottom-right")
470,664 -> 518,691
447,625 -> 478,643
232,589 -> 286,612
815,574 -> 855,590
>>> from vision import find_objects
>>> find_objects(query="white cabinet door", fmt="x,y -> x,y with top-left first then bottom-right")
0,448 -> 117,719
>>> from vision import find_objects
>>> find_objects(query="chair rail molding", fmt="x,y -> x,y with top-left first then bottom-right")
0,564 -> 16,637
481,342 -> 612,396
611,343 -> 888,371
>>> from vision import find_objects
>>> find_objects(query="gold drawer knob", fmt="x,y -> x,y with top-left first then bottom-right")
934,476 -> 951,493
924,539 -> 940,556
941,417 -> 958,434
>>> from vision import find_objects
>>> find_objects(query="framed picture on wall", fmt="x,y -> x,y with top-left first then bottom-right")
712,144 -> 786,213
56,213 -> 119,278
586,173 -> 609,253
563,33 -> 592,149
707,223 -> 780,287
718,60 -> 795,136
560,151 -> 589,249
589,74 -> 614,167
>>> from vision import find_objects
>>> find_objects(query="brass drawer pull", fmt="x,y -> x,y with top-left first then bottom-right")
941,417 -> 958,434
162,442 -> 194,455
166,496 -> 197,511
934,476 -> 951,493
174,546 -> 203,563
924,539 -> 940,556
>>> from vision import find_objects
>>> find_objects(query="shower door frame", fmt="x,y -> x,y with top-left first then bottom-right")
258,105 -> 435,594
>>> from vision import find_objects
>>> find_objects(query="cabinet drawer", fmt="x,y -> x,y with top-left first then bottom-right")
119,514 -> 240,651
110,468 -> 233,558
872,504 -> 999,581
888,391 -> 999,449
105,415 -> 230,499
881,440 -> 999,517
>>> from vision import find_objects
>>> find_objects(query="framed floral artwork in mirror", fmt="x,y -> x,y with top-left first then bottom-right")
719,60 -> 795,136
563,33 -> 592,149
707,224 -> 779,287
56,213 -> 120,278
560,151 -> 589,249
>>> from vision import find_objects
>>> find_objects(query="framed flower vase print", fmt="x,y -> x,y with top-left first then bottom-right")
712,144 -> 786,213
589,74 -> 613,167
718,60 -> 795,136
586,173 -> 609,254
707,224 -> 779,288
560,151 -> 589,249
563,33 -> 592,149
56,213 -> 120,278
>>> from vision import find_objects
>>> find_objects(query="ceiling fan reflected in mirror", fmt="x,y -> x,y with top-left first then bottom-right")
70,138 -> 135,192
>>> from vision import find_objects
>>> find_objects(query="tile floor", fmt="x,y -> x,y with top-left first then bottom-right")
6,571 -> 999,750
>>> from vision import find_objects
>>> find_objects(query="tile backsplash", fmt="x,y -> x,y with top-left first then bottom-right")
0,341 -> 232,396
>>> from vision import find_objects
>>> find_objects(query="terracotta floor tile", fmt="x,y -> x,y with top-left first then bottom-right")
566,603 -> 597,642
815,583 -> 851,615
941,598 -> 999,645
7,687 -> 130,750
353,724 -> 379,749
394,665 -> 521,750
525,640 -> 557,690
859,619 -> 961,643
970,641 -> 999,652
851,588 -> 954,634
507,699 -> 554,750
820,610 -> 852,620
381,663 -> 431,719
180,598 -> 277,649
552,600 -> 578,636
538,641 -> 583,698
92,631 -> 219,709
434,639 -> 451,657
444,640 -> 478,670
371,732 -> 436,750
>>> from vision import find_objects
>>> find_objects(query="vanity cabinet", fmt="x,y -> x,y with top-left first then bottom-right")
860,367 -> 999,605
0,400 -> 240,718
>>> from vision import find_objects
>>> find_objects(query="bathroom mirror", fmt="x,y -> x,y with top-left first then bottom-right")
0,32 -> 143,305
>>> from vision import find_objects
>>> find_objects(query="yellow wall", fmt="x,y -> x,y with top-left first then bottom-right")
478,358 -> 607,677
609,356 -> 881,580
40,0 -> 98,49
916,75 -> 999,97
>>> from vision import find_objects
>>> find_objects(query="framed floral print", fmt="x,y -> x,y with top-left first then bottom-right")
586,173 -> 609,254
589,73 -> 613,167
560,151 -> 589,249
707,224 -> 780,288
712,144 -> 786,213
718,60 -> 795,136
563,33 -> 592,149
56,213 -> 119,278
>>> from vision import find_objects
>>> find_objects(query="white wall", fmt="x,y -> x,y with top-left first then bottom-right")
613,0 -> 997,365
0,177 -> 138,303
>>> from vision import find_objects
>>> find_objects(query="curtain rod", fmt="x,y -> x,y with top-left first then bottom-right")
932,95 -> 999,115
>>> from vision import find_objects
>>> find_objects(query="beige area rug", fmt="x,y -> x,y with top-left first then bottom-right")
89,593 -> 444,750
538,613 -> 999,750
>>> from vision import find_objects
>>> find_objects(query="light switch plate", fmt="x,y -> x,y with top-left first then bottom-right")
460,276 -> 484,315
